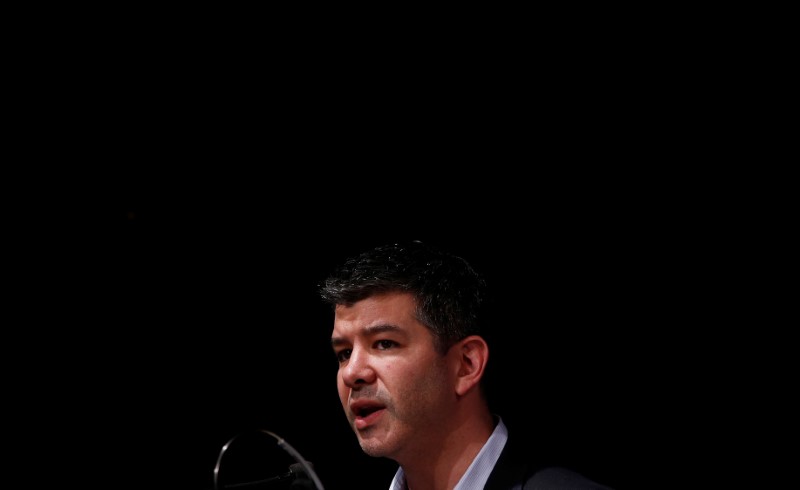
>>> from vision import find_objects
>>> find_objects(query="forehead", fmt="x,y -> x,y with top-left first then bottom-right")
332,292 -> 423,337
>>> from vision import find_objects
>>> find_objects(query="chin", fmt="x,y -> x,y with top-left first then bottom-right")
359,442 -> 390,458
358,433 -> 393,458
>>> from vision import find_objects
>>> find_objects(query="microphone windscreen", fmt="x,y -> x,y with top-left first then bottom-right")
289,462 -> 313,477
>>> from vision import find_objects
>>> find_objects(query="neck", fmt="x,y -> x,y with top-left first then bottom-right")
400,407 -> 495,490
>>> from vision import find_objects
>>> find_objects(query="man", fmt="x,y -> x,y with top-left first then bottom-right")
320,240 -> 612,490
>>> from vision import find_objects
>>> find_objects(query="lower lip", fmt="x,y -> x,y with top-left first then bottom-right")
355,408 -> 385,429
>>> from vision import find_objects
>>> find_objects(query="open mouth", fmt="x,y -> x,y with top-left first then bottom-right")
351,401 -> 386,429
356,406 -> 381,417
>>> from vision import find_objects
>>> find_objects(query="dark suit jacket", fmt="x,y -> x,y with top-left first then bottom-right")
483,430 -> 613,490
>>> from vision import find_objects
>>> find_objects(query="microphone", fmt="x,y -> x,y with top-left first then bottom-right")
214,430 -> 324,490
223,462 -> 314,488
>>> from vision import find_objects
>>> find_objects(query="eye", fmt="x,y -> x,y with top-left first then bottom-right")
335,349 -> 352,363
376,340 -> 397,350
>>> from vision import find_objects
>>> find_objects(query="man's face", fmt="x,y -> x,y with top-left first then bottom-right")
330,292 -> 457,461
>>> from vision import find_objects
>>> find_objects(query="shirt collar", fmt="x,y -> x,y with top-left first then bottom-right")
389,416 -> 508,490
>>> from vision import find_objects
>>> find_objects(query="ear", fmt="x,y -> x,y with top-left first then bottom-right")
453,335 -> 489,397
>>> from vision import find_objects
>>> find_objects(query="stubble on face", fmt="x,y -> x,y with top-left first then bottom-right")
353,353 -> 452,459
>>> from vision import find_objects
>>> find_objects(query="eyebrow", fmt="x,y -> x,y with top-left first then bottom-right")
331,323 -> 403,348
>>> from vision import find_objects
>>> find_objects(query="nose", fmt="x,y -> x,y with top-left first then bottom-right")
340,345 -> 376,388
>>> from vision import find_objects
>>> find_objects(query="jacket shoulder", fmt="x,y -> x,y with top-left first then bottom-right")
524,466 -> 614,490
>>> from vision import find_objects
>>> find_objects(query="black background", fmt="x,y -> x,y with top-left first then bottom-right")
34,16 -> 720,487
11,4 -> 765,486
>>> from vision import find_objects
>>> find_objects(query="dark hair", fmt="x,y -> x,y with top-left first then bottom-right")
319,240 -> 488,354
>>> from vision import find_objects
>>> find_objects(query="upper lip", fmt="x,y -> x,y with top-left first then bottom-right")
350,399 -> 386,417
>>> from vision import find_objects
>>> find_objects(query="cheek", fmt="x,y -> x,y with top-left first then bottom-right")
385,361 -> 428,391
